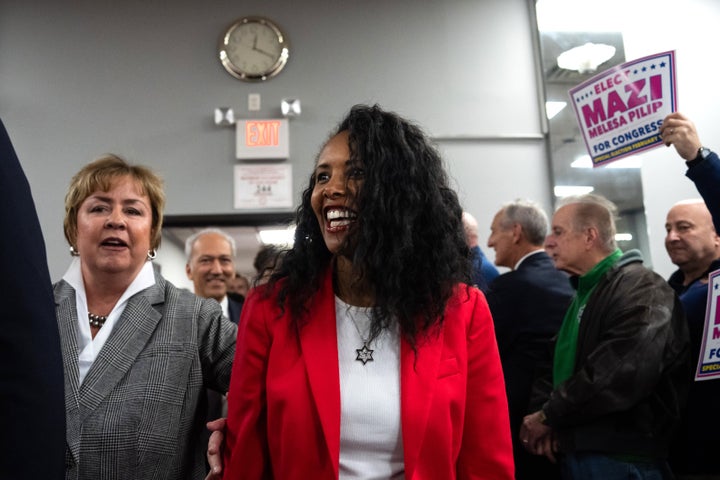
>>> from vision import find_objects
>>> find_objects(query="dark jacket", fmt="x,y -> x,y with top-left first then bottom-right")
687,150 -> 720,232
487,251 -> 572,479
228,295 -> 244,324
542,250 -> 690,458
667,259 -> 720,474
0,117 -> 65,478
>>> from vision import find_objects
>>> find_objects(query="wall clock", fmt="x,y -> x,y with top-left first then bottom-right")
219,16 -> 290,82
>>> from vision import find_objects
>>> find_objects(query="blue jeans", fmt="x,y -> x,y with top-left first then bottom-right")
561,453 -> 674,480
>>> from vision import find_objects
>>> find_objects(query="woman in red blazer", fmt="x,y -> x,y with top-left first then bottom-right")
223,105 -> 514,480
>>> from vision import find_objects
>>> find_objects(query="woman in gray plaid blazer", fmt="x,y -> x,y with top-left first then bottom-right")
56,155 -> 237,480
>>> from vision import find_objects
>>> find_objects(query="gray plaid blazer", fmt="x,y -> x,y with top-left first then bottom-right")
54,272 -> 237,480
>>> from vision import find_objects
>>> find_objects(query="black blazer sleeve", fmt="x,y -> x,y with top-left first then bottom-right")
0,118 -> 65,479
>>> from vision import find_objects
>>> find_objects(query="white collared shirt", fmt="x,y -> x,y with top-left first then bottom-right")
219,295 -> 230,320
62,257 -> 156,385
513,249 -> 545,271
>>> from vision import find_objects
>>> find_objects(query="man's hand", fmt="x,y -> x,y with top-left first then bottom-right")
660,112 -> 703,161
520,410 -> 556,462
204,417 -> 226,480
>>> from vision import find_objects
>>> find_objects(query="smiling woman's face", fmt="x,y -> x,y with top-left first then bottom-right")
310,130 -> 364,255
75,175 -> 153,280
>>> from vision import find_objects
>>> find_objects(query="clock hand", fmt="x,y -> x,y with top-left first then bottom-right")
254,47 -> 276,59
252,35 -> 258,50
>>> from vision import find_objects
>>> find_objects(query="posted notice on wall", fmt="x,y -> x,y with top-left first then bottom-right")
234,164 -> 293,210
695,269 -> 720,381
569,50 -> 677,167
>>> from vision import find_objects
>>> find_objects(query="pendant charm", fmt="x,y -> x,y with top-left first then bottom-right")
355,344 -> 374,365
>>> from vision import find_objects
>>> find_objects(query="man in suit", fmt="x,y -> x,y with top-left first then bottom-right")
485,199 -> 573,479
185,228 -> 243,324
185,227 -> 241,460
0,117 -> 65,478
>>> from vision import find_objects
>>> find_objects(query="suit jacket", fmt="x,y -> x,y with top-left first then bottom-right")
485,251 -> 573,479
0,118 -> 65,479
224,269 -> 514,480
55,273 -> 237,480
228,295 -> 243,324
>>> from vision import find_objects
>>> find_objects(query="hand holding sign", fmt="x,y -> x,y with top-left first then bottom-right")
659,112 -> 703,160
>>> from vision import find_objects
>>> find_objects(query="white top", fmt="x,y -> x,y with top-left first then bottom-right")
335,296 -> 404,480
513,249 -> 546,271
63,257 -> 156,385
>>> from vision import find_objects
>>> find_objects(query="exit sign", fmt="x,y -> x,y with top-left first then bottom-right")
236,118 -> 289,160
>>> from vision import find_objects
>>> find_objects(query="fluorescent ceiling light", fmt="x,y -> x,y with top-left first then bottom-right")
607,157 -> 643,169
615,233 -> 633,242
570,155 -> 593,168
546,101 -> 567,119
571,155 -> 642,169
258,226 -> 296,246
557,42 -> 616,74
554,185 -> 594,197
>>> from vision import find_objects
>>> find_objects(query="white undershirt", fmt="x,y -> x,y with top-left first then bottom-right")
62,257 -> 156,385
335,296 -> 404,480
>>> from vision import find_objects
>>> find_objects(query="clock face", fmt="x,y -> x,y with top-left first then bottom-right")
220,17 -> 289,81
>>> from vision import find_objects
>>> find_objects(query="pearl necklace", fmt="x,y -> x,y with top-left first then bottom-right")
88,312 -> 108,328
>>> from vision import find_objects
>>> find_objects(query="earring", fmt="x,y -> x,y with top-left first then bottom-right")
69,245 -> 79,257
147,249 -> 157,260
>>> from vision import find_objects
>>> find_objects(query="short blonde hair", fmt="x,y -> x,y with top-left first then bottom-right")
63,154 -> 165,251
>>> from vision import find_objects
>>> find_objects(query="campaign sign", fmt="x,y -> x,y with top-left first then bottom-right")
569,50 -> 677,167
695,268 -> 720,381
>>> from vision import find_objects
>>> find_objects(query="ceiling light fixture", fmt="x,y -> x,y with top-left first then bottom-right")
615,233 -> 633,242
571,154 -> 643,169
554,185 -> 594,197
557,42 -> 616,74
546,101 -> 567,119
258,226 -> 296,246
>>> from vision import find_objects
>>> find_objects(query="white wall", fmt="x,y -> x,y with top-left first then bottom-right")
442,140 -> 553,250
1,0 -> 547,282
155,237 -> 194,292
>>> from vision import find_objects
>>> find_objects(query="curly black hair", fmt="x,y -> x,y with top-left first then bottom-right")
269,104 -> 472,348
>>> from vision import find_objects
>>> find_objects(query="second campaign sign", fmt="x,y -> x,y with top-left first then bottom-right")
569,50 -> 677,167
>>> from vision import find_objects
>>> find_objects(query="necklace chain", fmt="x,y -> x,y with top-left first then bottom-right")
347,309 -> 374,365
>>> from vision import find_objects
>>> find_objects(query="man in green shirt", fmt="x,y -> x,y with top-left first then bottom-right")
520,193 -> 690,480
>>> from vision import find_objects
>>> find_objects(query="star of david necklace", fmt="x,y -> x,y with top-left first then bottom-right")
348,310 -> 374,365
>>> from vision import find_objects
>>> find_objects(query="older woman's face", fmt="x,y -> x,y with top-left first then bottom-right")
311,131 -> 363,255
75,175 -> 153,279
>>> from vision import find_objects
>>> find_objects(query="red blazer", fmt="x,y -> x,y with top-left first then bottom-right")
224,269 -> 514,479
